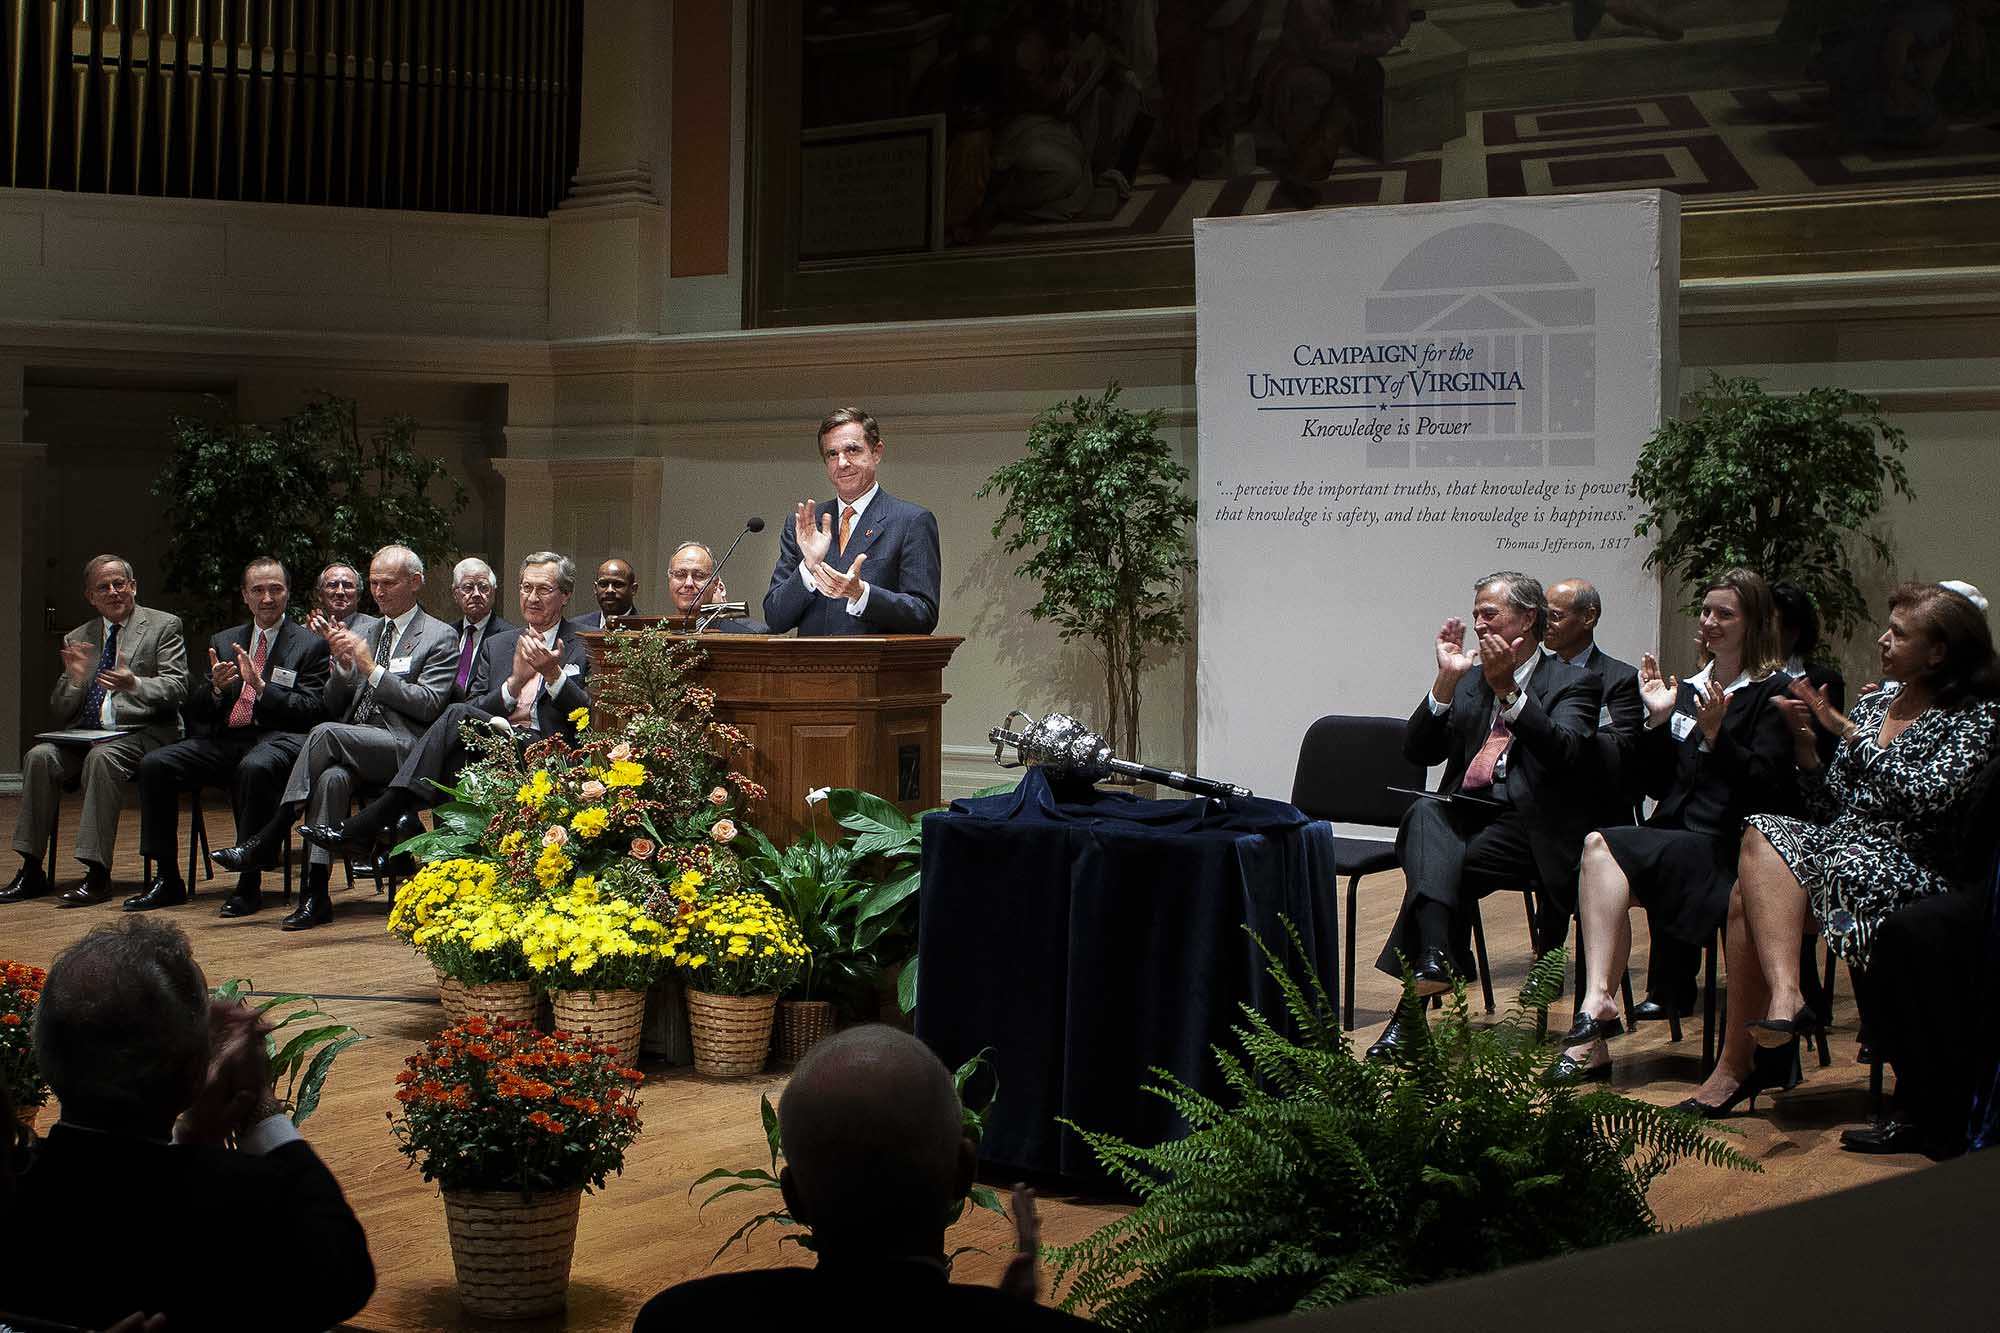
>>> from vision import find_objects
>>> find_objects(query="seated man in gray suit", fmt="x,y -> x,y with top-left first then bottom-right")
127,556 -> 332,916
764,408 -> 941,637
302,551 -> 593,857
213,544 -> 457,932
2,555 -> 188,908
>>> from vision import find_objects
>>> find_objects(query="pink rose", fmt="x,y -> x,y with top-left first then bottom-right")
709,818 -> 738,844
608,742 -> 634,764
629,838 -> 656,861
543,825 -> 569,848
708,786 -> 729,807
581,780 -> 608,802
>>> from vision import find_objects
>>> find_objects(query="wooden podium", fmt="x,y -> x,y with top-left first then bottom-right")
583,626 -> 963,845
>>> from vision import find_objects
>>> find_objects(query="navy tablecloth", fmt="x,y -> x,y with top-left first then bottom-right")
913,768 -> 1340,1184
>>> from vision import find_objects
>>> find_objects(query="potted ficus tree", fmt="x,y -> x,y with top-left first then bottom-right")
1631,373 -> 1913,640
978,382 -> 1197,762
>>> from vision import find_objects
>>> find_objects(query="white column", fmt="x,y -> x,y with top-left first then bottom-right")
549,0 -> 672,339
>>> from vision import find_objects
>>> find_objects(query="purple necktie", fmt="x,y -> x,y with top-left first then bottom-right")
455,626 -> 478,691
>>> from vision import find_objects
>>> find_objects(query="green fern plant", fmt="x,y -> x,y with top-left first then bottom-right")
209,980 -> 366,1128
1042,926 -> 1759,1330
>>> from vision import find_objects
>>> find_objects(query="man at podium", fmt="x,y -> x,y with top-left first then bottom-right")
764,408 -> 941,636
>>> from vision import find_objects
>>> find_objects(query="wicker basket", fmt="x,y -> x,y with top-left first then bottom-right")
550,987 -> 648,1058
14,1103 -> 38,1132
435,968 -> 465,1023
441,1187 -> 582,1319
774,999 -> 836,1064
449,979 -> 540,1027
685,990 -> 778,1077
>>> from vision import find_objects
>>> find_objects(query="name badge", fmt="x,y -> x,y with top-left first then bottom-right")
270,667 -> 298,688
1669,712 -> 1696,741
389,655 -> 414,674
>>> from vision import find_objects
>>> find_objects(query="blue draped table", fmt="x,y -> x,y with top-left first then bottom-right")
913,768 -> 1340,1184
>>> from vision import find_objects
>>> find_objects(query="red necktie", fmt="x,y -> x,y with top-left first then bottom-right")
227,630 -> 268,728
1462,713 -> 1513,790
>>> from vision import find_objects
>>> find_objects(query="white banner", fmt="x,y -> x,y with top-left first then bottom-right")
1194,191 -> 1677,800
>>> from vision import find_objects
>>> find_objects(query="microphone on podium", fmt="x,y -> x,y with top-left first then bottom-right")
691,517 -> 764,631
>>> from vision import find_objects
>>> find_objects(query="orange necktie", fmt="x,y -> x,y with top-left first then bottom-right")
838,505 -> 856,554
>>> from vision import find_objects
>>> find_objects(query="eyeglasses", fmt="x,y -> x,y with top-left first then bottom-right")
91,578 -> 133,594
519,583 -> 562,599
455,581 -> 494,594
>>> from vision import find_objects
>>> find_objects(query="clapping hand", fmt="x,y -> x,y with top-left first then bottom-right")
208,647 -> 242,693
811,553 -> 868,602
306,609 -> 334,638
1476,628 -> 1532,696
233,642 -> 268,694
997,1183 -> 1044,1304
1637,652 -> 1679,723
1434,617 -> 1476,674
793,500 -> 833,570
60,639 -> 96,686
97,651 -> 140,695
1693,674 -> 1727,743
177,1000 -> 277,1147
326,624 -> 365,672
1775,696 -> 1823,769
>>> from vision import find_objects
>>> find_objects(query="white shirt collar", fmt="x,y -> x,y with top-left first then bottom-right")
463,615 -> 490,635
1511,651 -> 1539,691
249,621 -> 282,651
835,483 -> 881,525
529,622 -> 561,649
1687,661 -> 1753,696
101,613 -> 133,639
384,604 -> 421,646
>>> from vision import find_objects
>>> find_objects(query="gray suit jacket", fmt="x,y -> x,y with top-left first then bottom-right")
50,605 -> 189,741
322,607 -> 460,745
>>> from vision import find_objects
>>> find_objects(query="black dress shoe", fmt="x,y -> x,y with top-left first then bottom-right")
0,862 -> 50,903
299,823 -> 371,855
280,894 -> 332,931
1366,1011 -> 1423,1061
214,833 -> 281,873
1556,1012 -> 1626,1046
1411,947 -> 1457,997
1629,995 -> 1696,1024
218,889 -> 264,918
122,877 -> 189,912
1545,1052 -> 1613,1084
55,866 -> 114,908
1840,1118 -> 1928,1155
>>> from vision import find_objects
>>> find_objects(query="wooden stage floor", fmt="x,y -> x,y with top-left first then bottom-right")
0,794 -> 1931,1331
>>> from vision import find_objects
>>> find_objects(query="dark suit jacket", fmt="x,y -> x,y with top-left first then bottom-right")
49,605 -> 188,740
1572,644 -> 1644,822
448,614 -> 517,697
184,619 -> 331,739
1406,656 -> 1603,889
632,1262 -> 1093,1333
763,490 -> 941,635
2,1123 -> 374,1332
573,607 -> 641,631
470,617 -> 592,740
1637,672 -> 1797,837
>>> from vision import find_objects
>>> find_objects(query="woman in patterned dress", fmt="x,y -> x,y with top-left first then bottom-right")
1680,581 -> 2000,1117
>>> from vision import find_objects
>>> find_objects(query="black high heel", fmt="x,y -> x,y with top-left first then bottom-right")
1673,1054 -> 1794,1120
1752,1035 -> 1805,1092
1747,1005 -> 1818,1051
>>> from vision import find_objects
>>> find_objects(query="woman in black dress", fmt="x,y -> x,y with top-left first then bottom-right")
1681,581 -> 2000,1116
1555,569 -> 1794,1081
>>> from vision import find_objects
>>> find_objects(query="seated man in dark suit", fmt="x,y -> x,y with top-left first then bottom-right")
1368,572 -> 1602,1060
127,557 -> 332,916
304,550 -> 593,856
666,540 -> 766,633
764,407 -> 941,636
311,560 -> 365,630
445,557 -> 515,699
574,557 -> 642,630
1,918 -> 373,1331
1540,577 -> 1645,949
633,1025 -> 1087,1332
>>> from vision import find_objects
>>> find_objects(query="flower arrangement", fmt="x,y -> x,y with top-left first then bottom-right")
517,878 -> 675,994
387,858 -> 532,986
666,890 -> 811,997
388,1017 -> 645,1193
1,961 -> 49,1114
